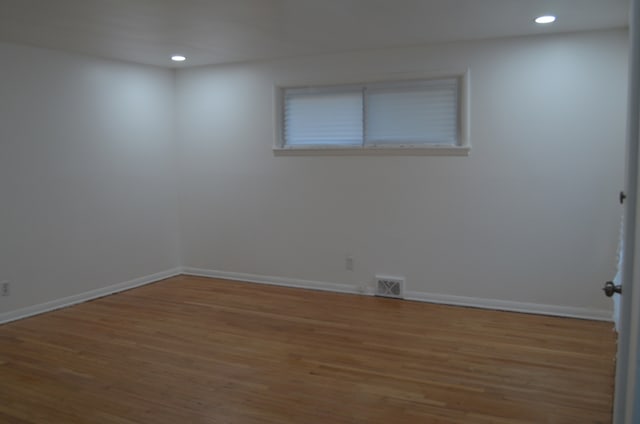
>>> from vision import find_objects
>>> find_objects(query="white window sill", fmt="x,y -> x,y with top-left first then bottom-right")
272,145 -> 471,157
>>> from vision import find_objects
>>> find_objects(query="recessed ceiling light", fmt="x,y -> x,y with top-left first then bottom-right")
535,15 -> 556,24
171,55 -> 187,62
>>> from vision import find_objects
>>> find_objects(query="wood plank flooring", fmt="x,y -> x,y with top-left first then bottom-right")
0,276 -> 617,423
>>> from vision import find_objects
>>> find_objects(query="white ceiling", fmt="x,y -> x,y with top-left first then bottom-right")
0,0 -> 630,68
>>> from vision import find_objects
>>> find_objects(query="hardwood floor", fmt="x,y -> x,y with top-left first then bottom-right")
0,276 -> 616,423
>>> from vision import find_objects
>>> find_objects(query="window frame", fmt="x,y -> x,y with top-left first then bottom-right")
274,70 -> 471,156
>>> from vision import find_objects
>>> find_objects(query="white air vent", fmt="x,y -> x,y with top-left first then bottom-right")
375,275 -> 405,299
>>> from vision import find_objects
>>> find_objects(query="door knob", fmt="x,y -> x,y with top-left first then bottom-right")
603,281 -> 622,297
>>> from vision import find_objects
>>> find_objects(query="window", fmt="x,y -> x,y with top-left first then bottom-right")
275,74 -> 469,155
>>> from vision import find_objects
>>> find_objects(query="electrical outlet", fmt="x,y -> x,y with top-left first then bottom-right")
1,281 -> 9,297
345,255 -> 354,271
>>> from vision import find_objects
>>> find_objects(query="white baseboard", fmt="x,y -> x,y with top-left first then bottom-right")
2,267 -> 612,325
0,267 -> 182,325
182,267 -> 361,295
403,291 -> 613,322
183,267 -> 613,322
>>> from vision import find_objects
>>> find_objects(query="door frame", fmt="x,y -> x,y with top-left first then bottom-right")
614,0 -> 640,422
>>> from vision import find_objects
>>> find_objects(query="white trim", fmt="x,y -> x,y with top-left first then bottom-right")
273,145 -> 470,157
2,267 -> 612,325
460,69 -> 471,149
0,268 -> 182,325
182,267 -> 360,295
182,267 -> 613,322
403,291 -> 613,322
273,69 -> 471,154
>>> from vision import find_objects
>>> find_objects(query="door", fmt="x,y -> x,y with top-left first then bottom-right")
614,0 -> 640,422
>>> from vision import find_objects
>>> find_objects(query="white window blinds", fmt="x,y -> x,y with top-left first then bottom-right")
281,76 -> 462,149
364,79 -> 459,146
283,88 -> 363,147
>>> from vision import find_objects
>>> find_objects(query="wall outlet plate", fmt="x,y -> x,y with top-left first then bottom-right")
345,255 -> 354,271
1,281 -> 10,297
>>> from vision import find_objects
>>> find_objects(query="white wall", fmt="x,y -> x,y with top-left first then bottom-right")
0,43 -> 181,317
176,29 -> 628,317
0,30 -> 628,322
